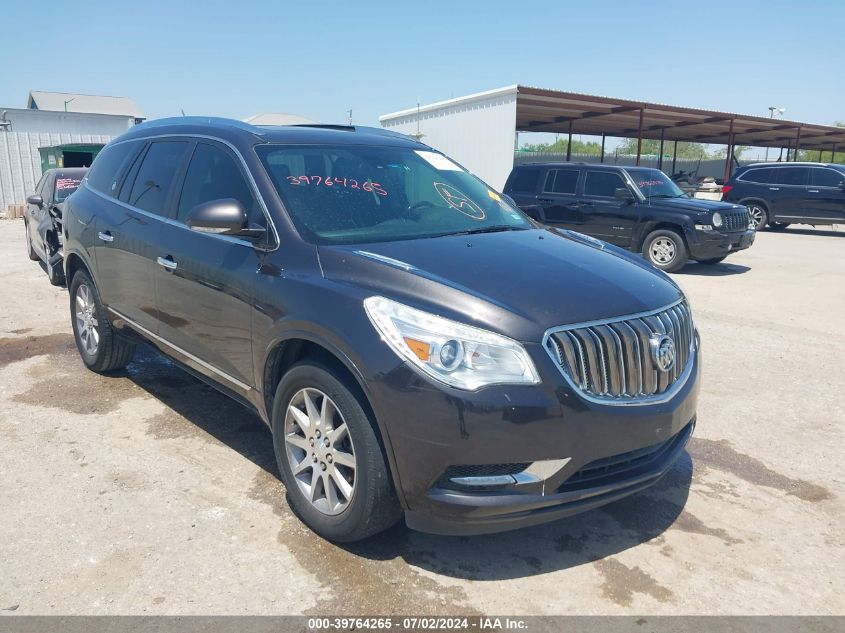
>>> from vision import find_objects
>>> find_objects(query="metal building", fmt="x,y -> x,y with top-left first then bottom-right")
380,85 -> 845,190
0,92 -> 143,210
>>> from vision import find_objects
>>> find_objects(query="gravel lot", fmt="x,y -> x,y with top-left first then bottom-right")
0,219 -> 842,615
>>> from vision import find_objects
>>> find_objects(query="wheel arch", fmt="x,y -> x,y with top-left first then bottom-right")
261,333 -> 406,507
636,221 -> 690,251
64,250 -> 94,286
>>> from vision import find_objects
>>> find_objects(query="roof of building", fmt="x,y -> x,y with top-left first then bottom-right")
381,85 -> 845,151
27,91 -> 144,118
243,113 -> 317,126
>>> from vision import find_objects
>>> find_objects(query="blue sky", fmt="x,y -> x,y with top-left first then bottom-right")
2,0 -> 843,139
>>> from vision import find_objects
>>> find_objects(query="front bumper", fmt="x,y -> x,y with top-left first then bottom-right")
688,227 -> 755,260
366,336 -> 701,536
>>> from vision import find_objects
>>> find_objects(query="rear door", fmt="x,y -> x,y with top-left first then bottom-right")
579,169 -> 637,246
767,166 -> 809,221
536,167 -> 582,230
805,167 -> 845,223
92,139 -> 191,334
153,140 -> 270,391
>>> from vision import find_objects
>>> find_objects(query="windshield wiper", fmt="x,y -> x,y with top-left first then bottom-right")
646,194 -> 679,199
452,225 -> 529,236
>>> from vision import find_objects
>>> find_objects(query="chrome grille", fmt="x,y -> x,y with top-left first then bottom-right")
544,301 -> 695,403
723,210 -> 750,232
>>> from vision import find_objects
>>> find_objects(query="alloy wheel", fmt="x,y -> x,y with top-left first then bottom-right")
74,284 -> 99,355
748,205 -> 766,230
650,237 -> 677,265
284,388 -> 357,515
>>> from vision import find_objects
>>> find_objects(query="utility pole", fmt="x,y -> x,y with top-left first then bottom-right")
765,107 -> 785,161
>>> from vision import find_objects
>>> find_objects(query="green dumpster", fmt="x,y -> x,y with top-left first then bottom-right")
39,143 -> 105,172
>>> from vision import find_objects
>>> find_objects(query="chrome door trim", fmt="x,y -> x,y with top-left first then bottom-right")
97,231 -> 114,242
108,307 -> 253,392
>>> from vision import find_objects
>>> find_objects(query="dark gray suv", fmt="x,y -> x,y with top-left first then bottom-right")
722,162 -> 845,230
62,117 -> 699,541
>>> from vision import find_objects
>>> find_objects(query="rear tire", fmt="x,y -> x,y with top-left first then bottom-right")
69,270 -> 136,372
769,222 -> 790,231
699,256 -> 727,265
272,362 -> 401,542
24,220 -> 39,261
746,202 -> 768,231
643,229 -> 688,273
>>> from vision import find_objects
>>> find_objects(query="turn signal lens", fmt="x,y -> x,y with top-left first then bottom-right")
404,337 -> 431,361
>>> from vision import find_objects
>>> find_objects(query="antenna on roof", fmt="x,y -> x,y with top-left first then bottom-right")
347,108 -> 353,126
409,97 -> 425,141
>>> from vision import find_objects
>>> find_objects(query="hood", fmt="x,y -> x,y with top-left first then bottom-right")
318,228 -> 682,343
645,197 -> 745,215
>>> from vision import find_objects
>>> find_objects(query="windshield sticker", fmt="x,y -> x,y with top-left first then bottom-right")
415,151 -> 461,171
488,190 -> 502,202
637,180 -> 663,187
284,175 -> 387,196
433,182 -> 485,220
56,178 -> 82,190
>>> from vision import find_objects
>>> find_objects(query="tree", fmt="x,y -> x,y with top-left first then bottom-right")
796,121 -> 844,162
520,138 -> 602,155
614,138 -> 709,159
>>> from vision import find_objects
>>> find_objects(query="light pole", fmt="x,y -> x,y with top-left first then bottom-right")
765,107 -> 785,161
63,97 -> 75,112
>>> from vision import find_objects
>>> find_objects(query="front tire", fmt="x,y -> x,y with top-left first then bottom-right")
746,202 -> 768,231
69,270 -> 136,372
272,362 -> 401,542
643,229 -> 689,273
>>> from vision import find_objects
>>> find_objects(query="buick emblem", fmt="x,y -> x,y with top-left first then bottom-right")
650,334 -> 676,373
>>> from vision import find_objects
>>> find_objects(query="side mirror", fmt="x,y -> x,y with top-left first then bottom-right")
614,187 -> 634,202
27,194 -> 43,207
186,198 -> 263,239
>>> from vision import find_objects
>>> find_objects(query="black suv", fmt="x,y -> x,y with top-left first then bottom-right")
722,162 -> 845,230
62,118 -> 699,541
504,163 -> 755,272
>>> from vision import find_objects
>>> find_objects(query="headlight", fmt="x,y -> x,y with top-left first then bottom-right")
712,212 -> 723,228
363,296 -> 540,390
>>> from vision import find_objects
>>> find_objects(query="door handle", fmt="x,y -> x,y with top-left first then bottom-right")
157,256 -> 177,271
97,231 -> 114,243
769,187 -> 780,191
808,189 -> 819,193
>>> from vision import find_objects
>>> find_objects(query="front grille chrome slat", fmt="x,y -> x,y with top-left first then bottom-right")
544,300 -> 695,405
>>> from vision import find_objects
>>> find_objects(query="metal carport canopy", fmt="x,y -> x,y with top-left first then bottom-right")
515,85 -> 845,152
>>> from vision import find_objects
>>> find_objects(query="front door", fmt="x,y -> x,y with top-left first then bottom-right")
579,170 -> 637,247
804,167 -> 845,223
767,166 -> 809,222
153,141 -> 269,391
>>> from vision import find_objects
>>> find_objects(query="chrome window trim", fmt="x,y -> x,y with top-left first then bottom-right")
84,133 -> 280,252
108,307 -> 253,392
541,298 -> 697,407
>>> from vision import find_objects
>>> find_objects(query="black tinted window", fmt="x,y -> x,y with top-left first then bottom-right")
545,169 -> 579,194
740,168 -> 772,184
810,168 -> 845,188
126,141 -> 189,215
87,142 -> 138,196
508,168 -> 540,193
771,166 -> 808,186
177,143 -> 263,227
584,171 -> 625,197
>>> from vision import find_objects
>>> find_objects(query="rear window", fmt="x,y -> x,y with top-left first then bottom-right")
508,168 -> 541,193
54,176 -> 83,202
544,169 -> 579,194
738,168 -> 772,184
770,166 -> 808,186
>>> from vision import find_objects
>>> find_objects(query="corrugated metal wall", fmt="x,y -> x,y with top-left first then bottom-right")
381,92 -> 518,190
0,132 -> 114,209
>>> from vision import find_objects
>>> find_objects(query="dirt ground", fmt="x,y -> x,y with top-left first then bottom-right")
0,219 -> 843,615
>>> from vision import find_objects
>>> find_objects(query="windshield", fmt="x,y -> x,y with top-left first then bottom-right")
256,144 -> 531,245
54,176 -> 83,202
626,168 -> 686,199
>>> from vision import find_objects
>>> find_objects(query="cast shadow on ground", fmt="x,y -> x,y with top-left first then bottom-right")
767,226 -> 844,238
677,261 -> 750,276
122,345 -> 693,581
